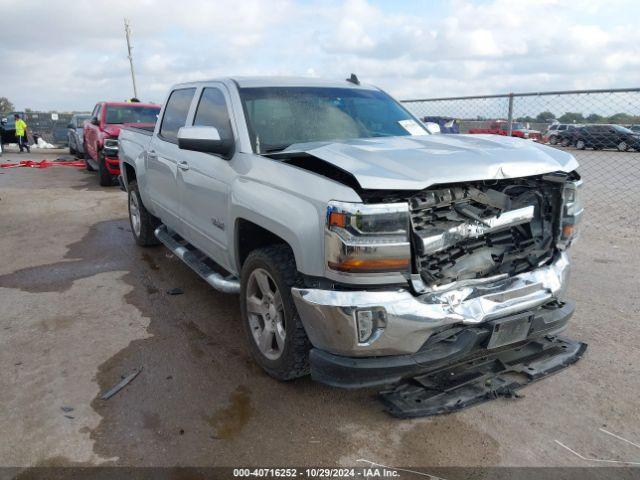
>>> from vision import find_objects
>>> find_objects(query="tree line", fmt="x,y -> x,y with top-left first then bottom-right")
516,111 -> 640,124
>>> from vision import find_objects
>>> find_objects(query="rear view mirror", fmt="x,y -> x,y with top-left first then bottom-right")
177,126 -> 234,158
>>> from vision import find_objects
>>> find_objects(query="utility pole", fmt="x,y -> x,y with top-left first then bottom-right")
124,18 -> 138,99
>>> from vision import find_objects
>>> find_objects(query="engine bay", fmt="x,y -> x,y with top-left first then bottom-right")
409,176 -> 564,287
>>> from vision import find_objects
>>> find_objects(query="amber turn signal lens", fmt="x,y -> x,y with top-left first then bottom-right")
328,258 -> 410,273
328,211 -> 347,228
562,224 -> 575,238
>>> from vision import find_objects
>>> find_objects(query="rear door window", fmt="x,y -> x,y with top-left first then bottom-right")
159,88 -> 196,143
193,87 -> 233,140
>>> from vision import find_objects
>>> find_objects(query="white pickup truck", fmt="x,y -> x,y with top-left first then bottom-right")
118,76 -> 585,417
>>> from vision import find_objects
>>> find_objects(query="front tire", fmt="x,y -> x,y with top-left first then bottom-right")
575,140 -> 586,150
240,245 -> 311,381
128,181 -> 160,246
98,151 -> 113,186
617,141 -> 628,152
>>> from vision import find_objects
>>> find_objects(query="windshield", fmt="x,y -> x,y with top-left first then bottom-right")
239,87 -> 427,152
75,115 -> 90,126
105,105 -> 160,125
612,125 -> 633,134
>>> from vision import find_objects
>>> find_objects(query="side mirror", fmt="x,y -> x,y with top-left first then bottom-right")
91,117 -> 99,126
177,126 -> 233,158
425,122 -> 441,134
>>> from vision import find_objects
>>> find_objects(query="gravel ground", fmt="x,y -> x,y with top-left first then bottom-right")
0,148 -> 638,469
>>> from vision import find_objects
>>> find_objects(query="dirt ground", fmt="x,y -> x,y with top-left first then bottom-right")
0,149 -> 639,469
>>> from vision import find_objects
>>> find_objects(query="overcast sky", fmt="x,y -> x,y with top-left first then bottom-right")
1,0 -> 639,111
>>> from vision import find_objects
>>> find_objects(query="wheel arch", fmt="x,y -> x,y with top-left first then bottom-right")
235,219 -> 296,272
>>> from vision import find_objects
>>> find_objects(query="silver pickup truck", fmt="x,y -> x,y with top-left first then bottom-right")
119,76 -> 585,416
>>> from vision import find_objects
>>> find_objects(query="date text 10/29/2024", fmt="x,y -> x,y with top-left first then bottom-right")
233,468 -> 402,478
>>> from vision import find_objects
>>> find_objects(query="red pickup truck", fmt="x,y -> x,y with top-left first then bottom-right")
83,101 -> 160,186
468,121 -> 542,141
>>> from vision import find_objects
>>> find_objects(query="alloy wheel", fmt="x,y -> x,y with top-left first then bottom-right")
246,268 -> 285,360
129,192 -> 141,237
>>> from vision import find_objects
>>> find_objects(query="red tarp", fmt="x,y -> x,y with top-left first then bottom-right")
0,159 -> 87,169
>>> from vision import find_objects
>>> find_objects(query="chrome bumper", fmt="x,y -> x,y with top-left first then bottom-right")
291,253 -> 570,357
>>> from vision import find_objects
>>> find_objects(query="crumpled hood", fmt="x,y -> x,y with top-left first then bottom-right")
278,134 -> 579,190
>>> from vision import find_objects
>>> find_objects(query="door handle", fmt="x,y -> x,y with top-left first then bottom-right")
147,150 -> 157,160
177,160 -> 189,171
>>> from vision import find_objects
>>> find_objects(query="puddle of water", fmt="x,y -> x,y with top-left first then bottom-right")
204,385 -> 252,440
141,253 -> 160,271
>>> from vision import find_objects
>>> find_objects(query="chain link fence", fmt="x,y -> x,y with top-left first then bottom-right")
0,111 -> 89,147
402,88 -> 640,234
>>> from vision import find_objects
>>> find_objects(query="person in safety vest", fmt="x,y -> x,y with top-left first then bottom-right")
14,114 -> 30,153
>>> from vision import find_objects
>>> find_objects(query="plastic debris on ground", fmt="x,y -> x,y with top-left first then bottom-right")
31,138 -> 56,149
100,367 -> 143,400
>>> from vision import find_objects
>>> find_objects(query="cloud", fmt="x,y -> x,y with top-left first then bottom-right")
0,0 -> 638,111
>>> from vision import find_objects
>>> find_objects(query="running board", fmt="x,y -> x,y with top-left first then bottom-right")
154,225 -> 240,294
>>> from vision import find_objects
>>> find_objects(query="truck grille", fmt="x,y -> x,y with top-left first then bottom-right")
409,177 -> 562,287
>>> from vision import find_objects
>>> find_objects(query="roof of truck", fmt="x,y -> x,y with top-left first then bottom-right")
174,76 -> 379,90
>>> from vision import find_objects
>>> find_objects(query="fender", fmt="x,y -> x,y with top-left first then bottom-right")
230,178 -> 325,276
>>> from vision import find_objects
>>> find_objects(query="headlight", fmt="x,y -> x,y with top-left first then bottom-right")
103,138 -> 119,154
557,178 -> 583,249
325,201 -> 410,274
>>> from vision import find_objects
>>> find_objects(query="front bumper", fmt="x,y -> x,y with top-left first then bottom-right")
292,253 -> 570,357
104,155 -> 120,175
310,300 -> 575,389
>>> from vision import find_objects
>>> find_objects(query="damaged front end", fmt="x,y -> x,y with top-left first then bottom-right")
406,172 -> 582,292
292,171 -> 585,416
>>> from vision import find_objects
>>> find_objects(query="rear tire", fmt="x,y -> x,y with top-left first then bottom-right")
575,140 -> 586,150
549,135 -> 558,145
240,245 -> 311,381
98,151 -> 113,186
617,141 -> 628,152
128,180 -> 160,246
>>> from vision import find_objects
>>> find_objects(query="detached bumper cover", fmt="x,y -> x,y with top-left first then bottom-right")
380,336 -> 587,418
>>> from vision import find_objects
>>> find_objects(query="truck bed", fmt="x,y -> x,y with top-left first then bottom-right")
121,125 -> 155,136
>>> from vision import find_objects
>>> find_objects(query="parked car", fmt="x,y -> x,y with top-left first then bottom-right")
573,124 -> 640,151
83,101 -> 160,186
629,125 -> 640,133
544,123 -> 582,145
468,120 -> 542,141
422,116 -> 460,134
67,114 -> 91,156
554,124 -> 583,147
118,77 -> 584,415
